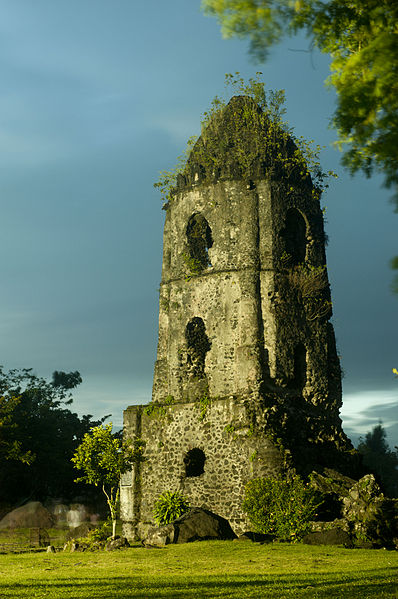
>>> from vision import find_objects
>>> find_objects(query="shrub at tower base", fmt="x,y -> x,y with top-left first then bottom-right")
242,476 -> 321,542
153,491 -> 190,526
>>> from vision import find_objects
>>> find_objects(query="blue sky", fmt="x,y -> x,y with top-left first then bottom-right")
0,0 -> 396,446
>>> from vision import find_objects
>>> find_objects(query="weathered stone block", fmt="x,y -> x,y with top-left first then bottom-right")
105,536 -> 130,551
143,508 -> 236,546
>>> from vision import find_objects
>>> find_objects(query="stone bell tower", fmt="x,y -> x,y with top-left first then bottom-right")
121,96 -> 353,540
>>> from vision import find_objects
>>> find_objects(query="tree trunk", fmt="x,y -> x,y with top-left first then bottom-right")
103,485 -> 117,539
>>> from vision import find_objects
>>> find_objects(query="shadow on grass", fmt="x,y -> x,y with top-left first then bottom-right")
1,569 -> 398,598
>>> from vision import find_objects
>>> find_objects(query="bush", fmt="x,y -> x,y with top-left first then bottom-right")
242,476 -> 321,541
87,519 -> 112,542
153,491 -> 190,526
65,520 -> 113,552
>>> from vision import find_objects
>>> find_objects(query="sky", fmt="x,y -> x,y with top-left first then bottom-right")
0,0 -> 396,447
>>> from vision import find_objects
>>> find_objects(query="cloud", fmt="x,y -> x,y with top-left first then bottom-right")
341,389 -> 398,446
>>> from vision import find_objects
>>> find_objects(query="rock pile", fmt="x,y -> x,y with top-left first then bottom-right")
307,471 -> 398,548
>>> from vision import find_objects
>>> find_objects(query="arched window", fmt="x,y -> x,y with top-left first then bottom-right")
184,448 -> 206,477
186,213 -> 213,269
281,208 -> 307,265
185,317 -> 211,378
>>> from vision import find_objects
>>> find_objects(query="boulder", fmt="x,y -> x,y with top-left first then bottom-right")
309,469 -> 357,497
175,508 -> 237,543
303,528 -> 353,547
310,518 -> 347,533
143,508 -> 237,547
309,469 -> 358,520
0,502 -> 54,529
105,536 -> 130,551
342,474 -> 398,547
144,524 -> 175,547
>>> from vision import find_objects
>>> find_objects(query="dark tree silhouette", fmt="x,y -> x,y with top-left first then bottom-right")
0,367 -> 108,503
357,423 -> 398,497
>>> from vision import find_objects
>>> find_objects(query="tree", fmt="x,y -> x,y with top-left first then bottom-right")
0,395 -> 34,464
72,423 -> 145,538
0,367 -> 107,503
357,422 -> 398,497
51,370 -> 82,393
202,0 -> 398,206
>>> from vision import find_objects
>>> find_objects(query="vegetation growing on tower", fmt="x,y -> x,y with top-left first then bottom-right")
154,73 -> 336,208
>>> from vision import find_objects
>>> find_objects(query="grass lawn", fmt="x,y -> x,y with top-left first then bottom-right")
0,541 -> 397,598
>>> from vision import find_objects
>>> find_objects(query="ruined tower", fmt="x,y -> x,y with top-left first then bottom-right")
121,96 -> 353,539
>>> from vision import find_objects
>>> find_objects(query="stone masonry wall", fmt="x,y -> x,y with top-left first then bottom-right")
121,398 -> 284,539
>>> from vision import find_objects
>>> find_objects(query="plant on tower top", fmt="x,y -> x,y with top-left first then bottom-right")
154,73 -> 336,208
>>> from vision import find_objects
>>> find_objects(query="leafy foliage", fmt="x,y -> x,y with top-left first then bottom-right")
182,252 -> 204,281
202,1 -> 398,206
153,490 -> 190,526
0,367 -> 106,503
242,476 -> 321,541
72,423 -> 145,537
155,73 -> 335,208
0,395 -> 34,465
74,519 -> 113,550
357,423 -> 398,497
87,518 -> 113,542
144,403 -> 167,418
198,393 -> 211,420
51,370 -> 82,391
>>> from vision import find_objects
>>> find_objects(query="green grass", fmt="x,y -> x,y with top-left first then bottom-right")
0,541 -> 397,598
0,527 -> 69,553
